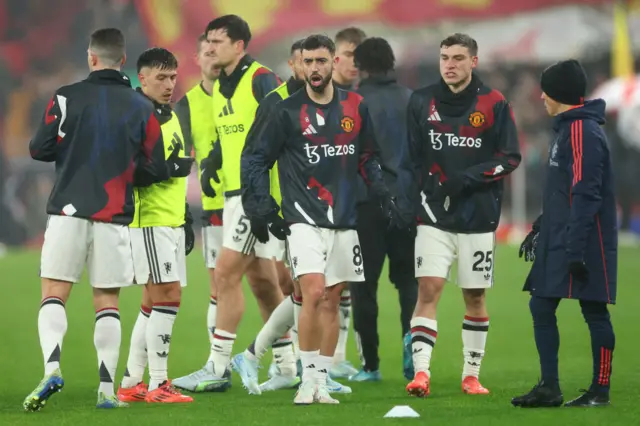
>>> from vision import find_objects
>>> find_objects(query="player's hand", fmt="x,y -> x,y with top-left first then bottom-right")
519,230 -> 538,262
268,215 -> 291,241
184,203 -> 195,255
383,197 -> 416,238
249,211 -> 290,244
167,142 -> 195,178
200,157 -> 220,198
568,260 -> 589,283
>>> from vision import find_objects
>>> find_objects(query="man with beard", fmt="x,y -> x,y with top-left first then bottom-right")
404,33 -> 521,397
241,34 -> 411,404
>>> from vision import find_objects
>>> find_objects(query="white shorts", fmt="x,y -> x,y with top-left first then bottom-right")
222,195 -> 284,260
415,225 -> 495,289
286,223 -> 364,287
130,227 -> 187,286
202,225 -> 223,268
40,215 -> 134,288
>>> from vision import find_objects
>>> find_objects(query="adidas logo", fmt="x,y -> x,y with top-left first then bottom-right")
303,124 -> 318,135
427,106 -> 441,122
484,273 -> 491,280
355,267 -> 363,275
218,99 -> 235,117
233,235 -> 241,242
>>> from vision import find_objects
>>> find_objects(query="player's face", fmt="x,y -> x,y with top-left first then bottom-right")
288,50 -> 305,81
334,41 -> 358,84
197,40 -> 220,82
139,66 -> 178,104
439,44 -> 478,88
302,48 -> 333,93
207,29 -> 243,68
541,91 -> 561,116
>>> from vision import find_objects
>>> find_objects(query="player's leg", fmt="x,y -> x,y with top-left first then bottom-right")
457,232 -> 496,394
407,225 -> 456,397
88,221 -> 136,408
24,216 -> 88,412
277,259 -> 294,296
511,296 -> 564,408
387,226 -> 418,381
564,300 -> 614,407
202,224 -> 223,354
349,202 -> 385,381
118,287 -> 151,402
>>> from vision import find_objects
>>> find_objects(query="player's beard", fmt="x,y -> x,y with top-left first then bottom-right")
306,72 -> 332,94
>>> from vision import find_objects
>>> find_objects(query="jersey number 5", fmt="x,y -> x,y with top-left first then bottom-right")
236,215 -> 250,235
472,250 -> 493,272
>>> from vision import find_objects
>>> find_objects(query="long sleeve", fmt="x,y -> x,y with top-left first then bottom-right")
251,69 -> 282,103
29,93 -> 64,162
173,95 -> 194,156
566,120 -> 605,262
402,92 -> 425,215
241,105 -> 286,217
357,101 -> 389,200
461,100 -> 521,187
133,112 -> 171,187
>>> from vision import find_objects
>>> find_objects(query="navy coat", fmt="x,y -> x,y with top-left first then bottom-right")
524,99 -> 617,304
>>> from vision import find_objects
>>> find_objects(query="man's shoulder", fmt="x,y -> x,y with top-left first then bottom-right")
477,85 -> 507,105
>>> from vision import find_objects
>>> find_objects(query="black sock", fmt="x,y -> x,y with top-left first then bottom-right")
529,296 -> 561,387
580,300 -> 615,393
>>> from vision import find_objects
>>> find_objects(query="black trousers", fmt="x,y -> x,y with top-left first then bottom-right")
349,201 -> 418,371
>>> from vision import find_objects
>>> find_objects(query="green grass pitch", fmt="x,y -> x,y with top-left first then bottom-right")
1,245 -> 639,426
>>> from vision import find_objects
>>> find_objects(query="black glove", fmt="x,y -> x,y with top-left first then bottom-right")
569,261 -> 589,283
519,230 -> 538,262
250,211 -> 290,244
200,156 -> 221,198
382,196 -> 416,239
167,142 -> 195,178
184,203 -> 195,255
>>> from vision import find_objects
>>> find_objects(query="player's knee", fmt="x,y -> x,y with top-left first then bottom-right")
463,288 -> 485,306
300,277 -> 325,307
148,282 -> 182,303
41,278 -> 73,303
529,296 -> 559,325
580,300 -> 610,324
92,287 -> 120,310
417,277 -> 444,305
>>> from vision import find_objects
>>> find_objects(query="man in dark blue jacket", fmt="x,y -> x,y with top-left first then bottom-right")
512,60 -> 617,408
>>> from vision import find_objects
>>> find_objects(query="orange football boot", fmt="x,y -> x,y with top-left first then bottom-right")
406,371 -> 430,397
117,382 -> 148,402
145,381 -> 193,403
462,376 -> 490,394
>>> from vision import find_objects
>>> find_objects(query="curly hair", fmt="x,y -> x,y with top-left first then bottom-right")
353,37 -> 395,74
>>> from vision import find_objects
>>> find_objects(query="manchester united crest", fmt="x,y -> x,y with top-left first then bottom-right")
469,111 -> 485,128
341,116 -> 355,133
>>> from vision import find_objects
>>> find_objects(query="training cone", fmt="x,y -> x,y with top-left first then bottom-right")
384,405 -> 420,418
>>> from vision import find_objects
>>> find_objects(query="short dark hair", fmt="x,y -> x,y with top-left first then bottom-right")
335,27 -> 366,46
301,35 -> 335,56
440,33 -> 478,56
290,38 -> 305,56
197,33 -> 208,52
89,28 -> 126,66
205,15 -> 251,48
354,37 -> 395,74
136,48 -> 178,73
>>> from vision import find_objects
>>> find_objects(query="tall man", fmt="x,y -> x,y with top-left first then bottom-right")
330,25 -> 367,381
348,37 -> 417,383
512,60 -> 617,408
24,28 -> 174,411
117,48 -> 195,404
404,33 -> 521,397
242,34 -> 410,405
173,14 -> 284,391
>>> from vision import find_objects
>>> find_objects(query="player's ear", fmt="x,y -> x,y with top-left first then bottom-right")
121,53 -> 127,67
471,56 -> 478,69
333,55 -> 339,66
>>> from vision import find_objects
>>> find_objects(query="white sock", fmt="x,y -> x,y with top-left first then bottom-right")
94,307 -> 121,397
315,355 -> 333,386
462,315 -> 489,379
207,295 -> 217,346
411,317 -> 437,376
334,290 -> 351,364
247,296 -> 295,361
292,294 -> 302,359
209,329 -> 235,377
147,302 -> 179,391
300,349 -> 319,385
121,305 -> 150,388
272,336 -> 296,377
38,297 -> 67,375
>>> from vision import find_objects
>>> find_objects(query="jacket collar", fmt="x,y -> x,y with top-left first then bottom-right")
218,54 -> 255,99
135,87 -> 173,124
358,72 -> 397,87
286,77 -> 305,95
86,69 -> 132,87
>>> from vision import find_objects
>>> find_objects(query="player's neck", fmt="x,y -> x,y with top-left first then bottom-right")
224,53 -> 245,77
448,75 -> 472,94
306,83 -> 334,105
91,65 -> 121,72
201,77 -> 214,95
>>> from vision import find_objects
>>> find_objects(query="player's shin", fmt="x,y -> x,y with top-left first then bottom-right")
207,295 -> 217,346
410,317 -> 437,375
334,289 -> 351,365
121,305 -> 150,388
38,295 -> 68,376
94,306 -> 121,397
147,300 -> 179,390
318,293 -> 341,387
292,292 -> 303,358
298,274 -> 324,385
461,315 -> 489,379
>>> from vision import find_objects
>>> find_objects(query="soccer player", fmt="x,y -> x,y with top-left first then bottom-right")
348,37 -> 417,383
404,33 -> 521,397
23,28 -> 175,411
242,34 -> 411,404
172,14 -> 284,391
117,48 -> 195,404
329,25 -> 367,381
172,34 -> 228,392
512,60 -> 617,408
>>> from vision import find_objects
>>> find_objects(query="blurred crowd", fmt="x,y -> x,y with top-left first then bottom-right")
1,0 -> 638,247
